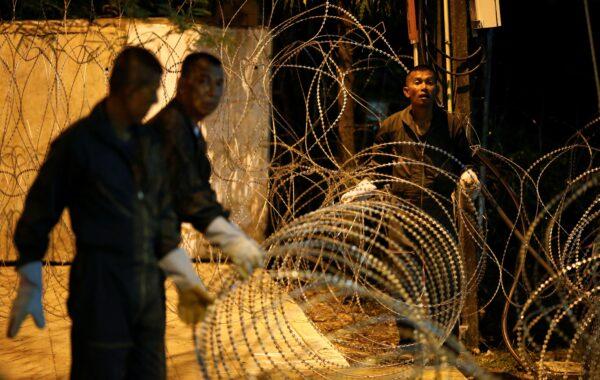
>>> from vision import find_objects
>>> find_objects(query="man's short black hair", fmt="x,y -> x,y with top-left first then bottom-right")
180,52 -> 222,78
405,64 -> 438,85
109,46 -> 163,94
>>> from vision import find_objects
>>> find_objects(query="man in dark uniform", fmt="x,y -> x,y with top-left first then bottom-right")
371,64 -> 480,347
148,52 -> 264,279
7,47 -> 211,379
374,64 -> 479,213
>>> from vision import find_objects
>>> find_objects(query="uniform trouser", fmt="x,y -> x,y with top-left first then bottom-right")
70,296 -> 166,380
385,197 -> 452,346
71,308 -> 166,379
68,256 -> 167,380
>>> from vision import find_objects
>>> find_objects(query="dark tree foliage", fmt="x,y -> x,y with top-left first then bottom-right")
0,0 -> 212,23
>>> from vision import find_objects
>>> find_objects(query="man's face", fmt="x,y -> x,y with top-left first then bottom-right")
403,70 -> 438,107
123,72 -> 161,124
183,60 -> 224,120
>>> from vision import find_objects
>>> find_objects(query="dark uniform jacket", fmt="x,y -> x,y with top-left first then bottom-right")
373,105 -> 473,208
14,100 -> 180,335
147,100 -> 228,232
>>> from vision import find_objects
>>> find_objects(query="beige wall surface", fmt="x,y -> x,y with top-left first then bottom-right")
0,19 -> 271,263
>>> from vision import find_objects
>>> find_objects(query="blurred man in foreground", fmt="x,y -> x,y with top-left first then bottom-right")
148,52 -> 264,281
8,47 -> 212,379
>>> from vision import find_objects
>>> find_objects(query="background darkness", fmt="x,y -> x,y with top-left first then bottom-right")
490,0 -> 599,158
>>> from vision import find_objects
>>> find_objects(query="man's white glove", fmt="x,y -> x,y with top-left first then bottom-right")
340,179 -> 377,203
205,216 -> 265,279
458,169 -> 480,197
158,248 -> 214,325
7,261 -> 45,338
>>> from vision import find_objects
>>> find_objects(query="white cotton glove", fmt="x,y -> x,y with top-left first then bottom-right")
205,216 -> 265,279
340,179 -> 377,203
458,169 -> 480,197
7,261 -> 45,338
158,248 -> 214,325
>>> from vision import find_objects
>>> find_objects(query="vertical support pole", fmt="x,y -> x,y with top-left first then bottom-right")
479,29 -> 493,224
407,0 -> 419,66
443,0 -> 453,112
451,0 -> 480,351
336,0 -> 356,168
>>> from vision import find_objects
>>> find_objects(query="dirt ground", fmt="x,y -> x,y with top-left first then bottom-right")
302,292 -> 401,362
301,291 -> 584,379
472,349 -> 584,379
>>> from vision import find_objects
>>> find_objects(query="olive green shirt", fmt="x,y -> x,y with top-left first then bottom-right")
373,105 -> 473,206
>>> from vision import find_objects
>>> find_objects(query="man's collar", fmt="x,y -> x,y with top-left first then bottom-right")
169,99 -> 201,137
401,104 -> 442,134
401,104 -> 416,127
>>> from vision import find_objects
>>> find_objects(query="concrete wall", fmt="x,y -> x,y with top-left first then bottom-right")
0,19 -> 271,262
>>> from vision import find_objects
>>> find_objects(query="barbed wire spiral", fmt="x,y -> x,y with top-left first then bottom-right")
498,117 -> 600,378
